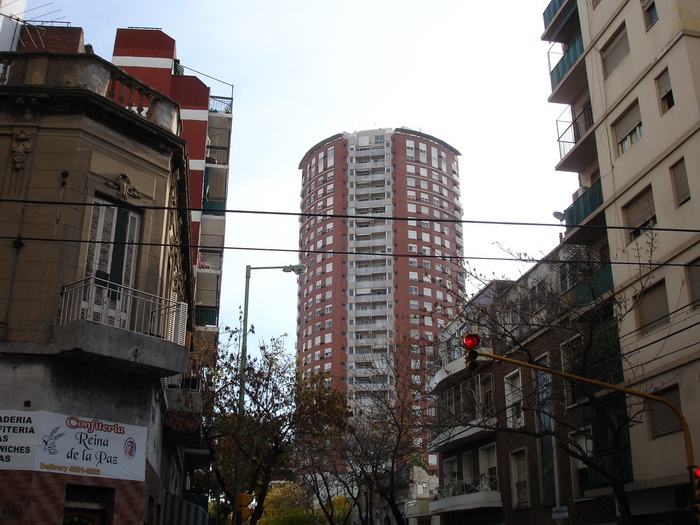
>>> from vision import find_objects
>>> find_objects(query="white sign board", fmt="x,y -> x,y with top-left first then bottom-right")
552,506 -> 569,519
0,410 -> 146,481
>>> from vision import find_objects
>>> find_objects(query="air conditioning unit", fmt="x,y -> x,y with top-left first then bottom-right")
571,186 -> 589,200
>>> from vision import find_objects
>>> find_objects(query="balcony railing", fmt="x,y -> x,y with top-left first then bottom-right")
557,103 -> 594,159
432,475 -> 499,501
549,34 -> 583,91
572,263 -> 613,305
209,96 -> 233,114
58,277 -> 187,345
564,179 -> 603,232
543,0 -> 566,28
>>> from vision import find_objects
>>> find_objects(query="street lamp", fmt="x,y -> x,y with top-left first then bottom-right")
232,263 -> 307,524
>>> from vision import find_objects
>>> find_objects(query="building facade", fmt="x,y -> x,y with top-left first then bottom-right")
296,128 -> 463,524
0,23 -> 227,524
544,0 -> 700,521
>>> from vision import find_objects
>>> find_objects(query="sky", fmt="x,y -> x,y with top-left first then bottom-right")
22,0 -> 577,349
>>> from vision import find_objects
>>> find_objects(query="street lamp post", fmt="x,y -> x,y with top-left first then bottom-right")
232,263 -> 306,525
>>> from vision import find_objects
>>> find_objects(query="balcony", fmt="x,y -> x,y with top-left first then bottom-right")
578,450 -> 633,492
564,179 -> 603,233
556,103 -> 597,172
429,475 -> 502,514
53,277 -> 188,376
0,52 -> 180,134
572,263 -> 613,305
209,95 -> 232,114
195,306 -> 219,327
542,0 -> 577,42
550,34 -> 583,90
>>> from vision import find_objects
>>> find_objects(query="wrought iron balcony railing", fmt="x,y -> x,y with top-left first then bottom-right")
58,277 -> 187,345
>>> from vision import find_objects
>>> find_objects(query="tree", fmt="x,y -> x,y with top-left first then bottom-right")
203,329 -> 348,525
297,340 -> 431,525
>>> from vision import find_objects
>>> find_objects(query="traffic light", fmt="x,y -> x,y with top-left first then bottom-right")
463,333 -> 480,371
691,466 -> 700,501
237,493 -> 254,521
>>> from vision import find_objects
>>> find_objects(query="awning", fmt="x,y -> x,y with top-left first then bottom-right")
165,493 -> 208,525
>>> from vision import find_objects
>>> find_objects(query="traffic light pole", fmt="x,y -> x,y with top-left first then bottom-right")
476,351 -> 697,493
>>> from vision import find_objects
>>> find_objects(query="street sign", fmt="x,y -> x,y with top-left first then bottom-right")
552,506 -> 569,519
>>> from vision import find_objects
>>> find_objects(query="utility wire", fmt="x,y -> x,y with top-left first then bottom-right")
2,234 -> 698,269
1,197 -> 700,235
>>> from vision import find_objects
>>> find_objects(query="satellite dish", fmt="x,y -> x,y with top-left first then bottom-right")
552,211 -> 565,221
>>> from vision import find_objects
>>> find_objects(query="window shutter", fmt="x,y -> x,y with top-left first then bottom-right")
650,386 -> 682,437
638,282 -> 669,332
671,158 -> 690,205
656,69 -> 672,99
615,103 -> 642,142
688,262 -> 700,306
603,26 -> 630,77
625,187 -> 655,229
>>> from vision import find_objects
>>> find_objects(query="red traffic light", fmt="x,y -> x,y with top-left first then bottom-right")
695,467 -> 700,478
463,333 -> 480,349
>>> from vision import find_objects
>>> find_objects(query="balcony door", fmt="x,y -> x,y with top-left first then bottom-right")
83,196 -> 140,328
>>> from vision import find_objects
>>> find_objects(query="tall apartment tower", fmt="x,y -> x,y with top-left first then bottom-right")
113,28 -> 232,336
543,0 -> 700,520
296,128 -> 463,403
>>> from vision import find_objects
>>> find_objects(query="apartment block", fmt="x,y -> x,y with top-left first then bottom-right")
297,128 -> 464,525
0,23 -> 223,523
544,0 -> 700,520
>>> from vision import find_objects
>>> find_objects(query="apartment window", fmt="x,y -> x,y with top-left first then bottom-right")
510,449 -> 529,508
650,385 -> 682,437
642,0 -> 658,29
409,286 -> 418,296
624,186 -> 656,240
637,281 -> 670,333
688,259 -> 700,307
602,25 -> 630,78
505,371 -> 524,428
408,244 -> 417,253
479,445 -> 498,488
656,68 -> 674,113
671,158 -> 690,205
408,258 -> 418,267
409,272 -> 418,281
615,101 -> 643,154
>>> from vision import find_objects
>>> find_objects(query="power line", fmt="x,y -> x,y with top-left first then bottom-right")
1,197 -> 699,235
2,234 -> 699,270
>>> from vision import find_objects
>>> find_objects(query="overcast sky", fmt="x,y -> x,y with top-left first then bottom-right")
24,0 -> 576,349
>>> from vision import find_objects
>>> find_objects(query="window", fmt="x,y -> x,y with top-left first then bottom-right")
615,101 -> 643,154
602,25 -> 630,78
642,0 -> 658,29
504,371 -> 524,428
671,158 -> 689,205
656,68 -> 674,113
688,259 -> 700,307
84,196 -> 141,330
624,186 -> 656,240
650,385 -> 682,437
510,449 -> 529,508
637,281 -> 669,333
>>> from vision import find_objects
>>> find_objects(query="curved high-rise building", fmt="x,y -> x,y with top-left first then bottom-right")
296,128 -> 463,400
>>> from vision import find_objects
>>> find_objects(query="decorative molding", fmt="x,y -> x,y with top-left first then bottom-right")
105,173 -> 142,201
11,130 -> 33,171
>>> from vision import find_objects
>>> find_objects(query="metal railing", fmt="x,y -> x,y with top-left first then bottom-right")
58,277 -> 187,345
432,475 -> 500,500
549,34 -> 584,90
557,103 -> 594,159
209,96 -> 233,114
